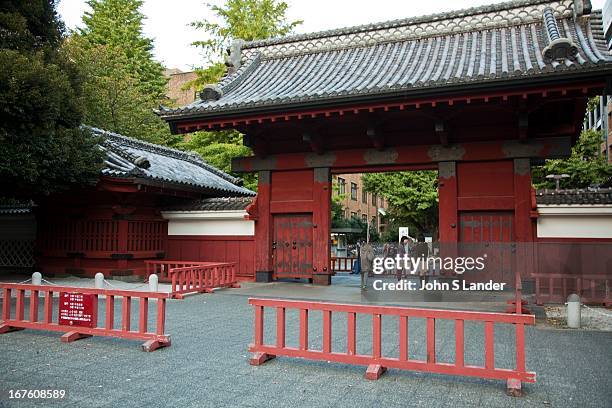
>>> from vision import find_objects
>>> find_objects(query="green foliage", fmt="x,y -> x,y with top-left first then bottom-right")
78,0 -> 166,97
330,181 -> 346,228
180,131 -> 257,190
66,0 -> 179,146
532,129 -> 612,189
0,0 -> 103,197
181,0 -> 302,189
362,171 -> 439,238
191,0 -> 302,83
64,38 -> 179,145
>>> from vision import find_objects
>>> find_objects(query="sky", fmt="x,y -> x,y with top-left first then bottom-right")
57,0 -> 607,71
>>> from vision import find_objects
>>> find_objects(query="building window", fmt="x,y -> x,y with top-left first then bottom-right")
362,214 -> 367,223
362,189 -> 367,203
372,215 -> 377,226
338,177 -> 346,195
350,182 -> 357,201
344,209 -> 349,219
351,212 -> 357,219
372,193 -> 377,206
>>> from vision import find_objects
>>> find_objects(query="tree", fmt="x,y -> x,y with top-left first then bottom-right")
78,0 -> 166,97
191,0 -> 302,89
180,130 -> 257,190
362,171 -> 439,239
181,0 -> 302,189
66,0 -> 179,145
532,129 -> 612,189
0,0 -> 103,197
64,38 -> 179,146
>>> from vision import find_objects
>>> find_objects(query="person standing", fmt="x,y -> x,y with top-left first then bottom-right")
397,236 -> 410,281
414,234 -> 430,287
351,242 -> 361,274
360,242 -> 374,289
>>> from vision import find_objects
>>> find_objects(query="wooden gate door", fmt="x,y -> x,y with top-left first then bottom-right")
459,211 -> 515,286
273,214 -> 313,279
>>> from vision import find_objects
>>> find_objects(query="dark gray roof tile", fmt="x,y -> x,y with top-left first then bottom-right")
159,2 -> 612,121
163,197 -> 253,211
536,188 -> 612,205
89,127 -> 254,196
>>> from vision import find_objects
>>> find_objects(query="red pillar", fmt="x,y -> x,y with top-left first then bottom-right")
438,161 -> 458,243
255,170 -> 273,282
513,158 -> 533,243
312,168 -> 331,285
513,158 -> 535,284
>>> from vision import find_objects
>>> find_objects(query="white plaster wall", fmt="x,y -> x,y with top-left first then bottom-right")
536,205 -> 612,239
161,211 -> 254,236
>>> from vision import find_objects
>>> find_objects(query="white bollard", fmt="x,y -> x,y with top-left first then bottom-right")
567,293 -> 581,328
149,274 -> 159,292
32,272 -> 42,286
95,273 -> 105,289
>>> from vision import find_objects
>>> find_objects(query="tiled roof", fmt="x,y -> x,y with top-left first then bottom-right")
0,203 -> 34,215
163,197 -> 253,211
158,0 -> 612,121
91,127 -> 255,196
536,188 -> 612,204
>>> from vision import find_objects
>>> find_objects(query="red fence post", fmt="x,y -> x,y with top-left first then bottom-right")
248,298 -> 536,395
250,304 -> 274,365
0,283 -> 170,351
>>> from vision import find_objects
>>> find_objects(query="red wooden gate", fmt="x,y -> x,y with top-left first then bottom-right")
273,214 -> 313,279
459,212 -> 515,286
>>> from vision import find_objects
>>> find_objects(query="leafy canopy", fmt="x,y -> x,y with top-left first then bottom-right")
532,129 -> 612,189
362,171 -> 439,239
191,0 -> 302,80
180,131 -> 257,190
180,0 -> 302,189
78,0 -> 166,97
189,0 -> 302,87
0,0 -> 103,197
66,0 -> 179,145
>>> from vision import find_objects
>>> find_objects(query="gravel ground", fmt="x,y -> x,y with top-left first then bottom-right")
0,286 -> 611,408
544,305 -> 612,331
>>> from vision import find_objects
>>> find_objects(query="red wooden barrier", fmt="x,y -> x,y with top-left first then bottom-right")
331,257 -> 357,272
249,298 -> 536,395
533,273 -> 611,306
144,260 -> 210,282
0,283 -> 170,351
170,263 -> 240,299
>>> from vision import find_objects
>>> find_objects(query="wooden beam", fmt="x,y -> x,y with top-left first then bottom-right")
231,136 -> 572,173
302,131 -> 324,154
243,133 -> 269,157
366,125 -> 385,150
518,111 -> 529,142
435,120 -> 449,146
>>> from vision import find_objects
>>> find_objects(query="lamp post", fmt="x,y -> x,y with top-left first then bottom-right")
545,173 -> 570,190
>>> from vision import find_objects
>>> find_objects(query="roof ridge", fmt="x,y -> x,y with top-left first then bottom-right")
242,0 -> 555,50
86,126 -> 241,185
537,187 -> 612,193
219,52 -> 262,95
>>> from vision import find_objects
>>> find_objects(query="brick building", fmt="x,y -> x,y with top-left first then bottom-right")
164,68 -> 198,106
333,174 -> 387,233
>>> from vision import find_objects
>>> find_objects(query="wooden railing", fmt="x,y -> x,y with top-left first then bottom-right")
331,257 -> 357,272
0,283 -> 170,351
169,263 -> 240,299
249,298 -> 536,395
144,260 -> 211,282
533,273 -> 611,305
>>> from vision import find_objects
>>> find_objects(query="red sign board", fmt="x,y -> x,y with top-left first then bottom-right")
59,292 -> 96,328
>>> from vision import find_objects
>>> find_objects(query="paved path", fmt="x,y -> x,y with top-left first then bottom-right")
0,278 -> 610,407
